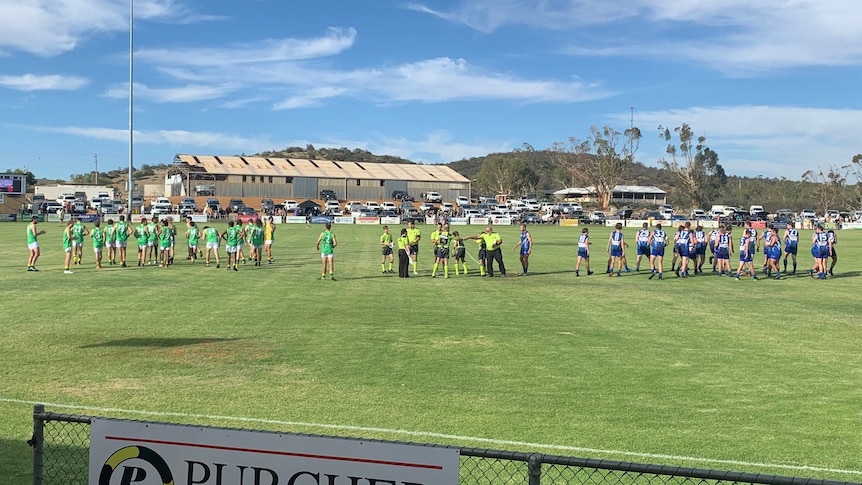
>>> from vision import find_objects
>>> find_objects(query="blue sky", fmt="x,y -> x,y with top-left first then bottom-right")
1,0 -> 860,182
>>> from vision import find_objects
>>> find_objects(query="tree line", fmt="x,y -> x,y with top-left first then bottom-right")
451,125 -> 862,213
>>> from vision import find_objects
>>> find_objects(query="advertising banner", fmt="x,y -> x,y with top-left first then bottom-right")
334,216 -> 355,224
311,216 -> 333,224
356,217 -> 380,224
380,216 -> 400,225
285,216 -> 307,224
90,418 -> 459,485
449,217 -> 469,225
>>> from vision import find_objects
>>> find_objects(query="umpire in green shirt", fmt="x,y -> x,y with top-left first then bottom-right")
481,226 -> 506,277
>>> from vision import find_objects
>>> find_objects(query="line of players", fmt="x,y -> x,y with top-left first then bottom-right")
378,222 -> 524,278
574,220 -> 837,280
27,215 -> 276,273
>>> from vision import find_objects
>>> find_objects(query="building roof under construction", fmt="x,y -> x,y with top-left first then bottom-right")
175,155 -> 470,183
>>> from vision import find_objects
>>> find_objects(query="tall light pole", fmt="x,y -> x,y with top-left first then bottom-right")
94,153 -> 98,185
128,0 -> 134,212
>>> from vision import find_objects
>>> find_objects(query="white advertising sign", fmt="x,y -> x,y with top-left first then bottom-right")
285,216 -> 307,224
380,216 -> 400,225
90,418 -> 459,485
469,217 -> 489,225
491,217 -> 512,225
449,217 -> 468,225
334,216 -> 355,224
356,217 -> 381,224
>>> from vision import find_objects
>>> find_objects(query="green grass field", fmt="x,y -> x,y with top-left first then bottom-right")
1,220 -> 861,484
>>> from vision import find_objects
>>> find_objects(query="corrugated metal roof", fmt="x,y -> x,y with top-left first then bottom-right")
176,155 -> 470,183
554,185 -> 666,195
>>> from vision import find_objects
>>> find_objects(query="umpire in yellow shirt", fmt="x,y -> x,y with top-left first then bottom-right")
481,226 -> 506,277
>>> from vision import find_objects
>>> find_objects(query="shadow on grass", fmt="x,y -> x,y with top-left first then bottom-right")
0,437 -> 35,485
80,337 -> 240,349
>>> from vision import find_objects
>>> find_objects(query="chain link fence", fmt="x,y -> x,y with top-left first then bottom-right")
30,405 -> 860,485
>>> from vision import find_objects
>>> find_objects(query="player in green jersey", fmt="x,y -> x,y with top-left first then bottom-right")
62,221 -> 74,274
91,220 -> 105,269
380,226 -> 394,273
27,216 -> 46,272
222,221 -> 242,271
134,217 -> 150,267
432,223 -> 451,278
104,219 -> 117,265
158,219 -> 173,267
71,217 -> 89,266
315,222 -> 337,280
202,225 -> 221,268
186,220 -> 200,263
250,219 -> 264,266
146,217 -> 158,265
115,215 -> 131,267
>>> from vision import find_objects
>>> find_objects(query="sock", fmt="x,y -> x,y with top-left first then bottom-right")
462,263 -> 467,274
480,266 -> 486,275
444,264 -> 448,277
793,262 -> 797,272
454,265 -> 459,275
388,263 -> 393,271
381,263 -> 385,271
432,263 -> 439,275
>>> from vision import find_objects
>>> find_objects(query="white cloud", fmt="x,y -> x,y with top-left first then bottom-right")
608,105 -> 862,178
25,124 -> 272,151
104,82 -> 238,103
136,27 -> 357,67
0,0 -> 214,56
273,87 -> 348,110
0,73 -> 88,91
413,0 -> 862,71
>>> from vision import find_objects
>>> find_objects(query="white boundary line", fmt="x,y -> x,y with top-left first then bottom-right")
2,397 -> 860,477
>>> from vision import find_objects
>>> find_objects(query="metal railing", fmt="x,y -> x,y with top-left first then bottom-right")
29,405 -> 860,485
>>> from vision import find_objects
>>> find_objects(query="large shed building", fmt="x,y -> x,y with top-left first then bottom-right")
171,155 -> 471,201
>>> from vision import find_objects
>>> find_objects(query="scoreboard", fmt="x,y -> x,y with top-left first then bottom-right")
0,174 -> 25,194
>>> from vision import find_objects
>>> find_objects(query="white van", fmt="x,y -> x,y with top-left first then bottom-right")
749,205 -> 765,215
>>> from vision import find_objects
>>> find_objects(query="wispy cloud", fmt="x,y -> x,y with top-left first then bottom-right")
0,73 -> 88,91
412,0 -> 862,71
608,105 -> 862,177
135,27 -> 357,66
0,0 -> 216,56
157,55 -> 609,105
273,87 -> 348,110
23,124 -> 272,151
104,82 -> 239,103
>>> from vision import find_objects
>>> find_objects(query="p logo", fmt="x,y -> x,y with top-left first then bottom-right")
99,445 -> 174,485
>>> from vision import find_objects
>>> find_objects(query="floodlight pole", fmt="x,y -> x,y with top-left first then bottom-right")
127,0 -> 134,212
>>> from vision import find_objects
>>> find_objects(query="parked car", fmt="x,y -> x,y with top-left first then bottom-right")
391,190 -> 413,201
690,209 -> 706,219
589,211 -> 607,223
205,198 -> 221,213
358,208 -> 378,217
320,189 -> 338,201
419,202 -> 435,212
365,201 -> 381,211
151,197 -> 173,213
558,202 -> 582,214
57,193 -> 77,205
43,201 -> 63,214
283,200 -> 298,211
74,191 -> 88,203
178,197 -> 198,215
227,198 -> 246,213
324,208 -> 343,217
749,205 -> 765,216
381,202 -> 397,211
523,199 -> 541,211
237,206 -> 258,216
520,212 -> 541,224
643,211 -> 663,220
99,200 -> 116,214
343,200 -> 362,212
825,209 -> 840,220
799,209 -> 817,219
131,195 -> 144,212
379,210 -> 398,218
456,196 -> 470,207
90,197 -> 103,211
440,202 -> 454,212
324,200 -> 341,211
399,201 -> 415,212
775,209 -> 795,220
260,199 -> 275,214
425,191 -> 442,203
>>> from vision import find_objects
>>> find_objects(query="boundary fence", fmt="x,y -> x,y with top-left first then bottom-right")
29,405 -> 860,485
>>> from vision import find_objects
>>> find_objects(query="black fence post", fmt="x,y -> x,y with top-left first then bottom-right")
32,404 -> 44,485
528,453 -> 542,485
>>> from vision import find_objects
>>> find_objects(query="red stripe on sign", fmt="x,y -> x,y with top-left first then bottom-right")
103,436 -> 444,470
